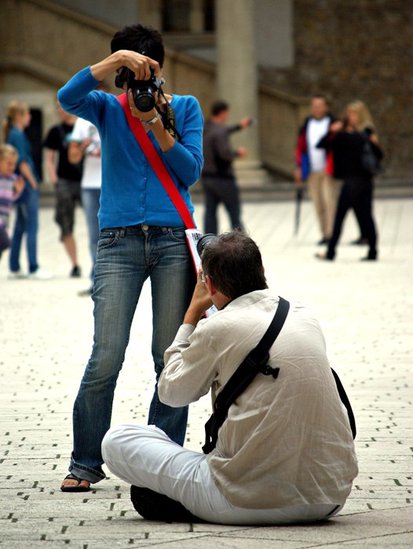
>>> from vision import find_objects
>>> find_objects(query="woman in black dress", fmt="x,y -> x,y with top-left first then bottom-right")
317,100 -> 383,261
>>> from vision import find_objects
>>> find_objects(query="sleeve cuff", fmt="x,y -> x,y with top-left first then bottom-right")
175,324 -> 196,341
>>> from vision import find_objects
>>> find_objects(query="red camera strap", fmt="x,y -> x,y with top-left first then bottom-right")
117,93 -> 195,230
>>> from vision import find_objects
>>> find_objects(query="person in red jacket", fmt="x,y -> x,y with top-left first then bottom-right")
294,95 -> 337,245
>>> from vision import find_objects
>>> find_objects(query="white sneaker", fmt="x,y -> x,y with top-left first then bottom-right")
8,270 -> 27,279
28,268 -> 53,280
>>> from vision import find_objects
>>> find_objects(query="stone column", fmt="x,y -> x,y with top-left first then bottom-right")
216,0 -> 259,163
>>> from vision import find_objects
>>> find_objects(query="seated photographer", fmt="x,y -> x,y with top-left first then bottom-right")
102,232 -> 358,525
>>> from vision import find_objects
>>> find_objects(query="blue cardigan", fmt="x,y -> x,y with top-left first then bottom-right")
7,126 -> 39,183
58,67 -> 203,229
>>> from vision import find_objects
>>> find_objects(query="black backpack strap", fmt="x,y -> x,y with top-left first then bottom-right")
331,368 -> 357,439
203,297 -> 290,454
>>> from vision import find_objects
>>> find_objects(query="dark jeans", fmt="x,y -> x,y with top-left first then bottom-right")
327,177 -> 377,259
69,224 -> 195,483
9,183 -> 39,273
202,176 -> 243,234
0,225 -> 11,254
81,188 -> 100,281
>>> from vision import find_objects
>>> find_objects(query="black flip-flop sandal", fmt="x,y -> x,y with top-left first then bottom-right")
61,473 -> 91,492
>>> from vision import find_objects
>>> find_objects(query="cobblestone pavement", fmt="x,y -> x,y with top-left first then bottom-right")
1,197 -> 412,548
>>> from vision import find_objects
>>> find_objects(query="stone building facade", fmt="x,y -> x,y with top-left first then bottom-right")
0,0 -> 411,182
264,0 -> 413,180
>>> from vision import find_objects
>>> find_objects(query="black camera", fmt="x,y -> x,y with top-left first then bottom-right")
196,233 -> 218,256
127,68 -> 161,112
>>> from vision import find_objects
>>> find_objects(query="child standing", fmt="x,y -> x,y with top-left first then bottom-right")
0,145 -> 24,261
3,100 -> 52,279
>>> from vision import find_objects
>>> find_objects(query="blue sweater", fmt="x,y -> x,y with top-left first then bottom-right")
58,67 -> 203,229
7,126 -> 39,184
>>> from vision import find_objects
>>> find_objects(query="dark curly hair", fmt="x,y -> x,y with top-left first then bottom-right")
201,232 -> 268,300
111,24 -> 165,87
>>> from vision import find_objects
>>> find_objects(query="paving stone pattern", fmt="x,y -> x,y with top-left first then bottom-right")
1,198 -> 412,547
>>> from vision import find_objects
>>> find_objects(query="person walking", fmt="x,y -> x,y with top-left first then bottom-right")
0,145 -> 24,263
316,100 -> 382,261
44,104 -> 83,277
294,95 -> 338,245
57,23 -> 203,492
3,101 -> 52,279
201,100 -> 252,234
69,117 -> 102,295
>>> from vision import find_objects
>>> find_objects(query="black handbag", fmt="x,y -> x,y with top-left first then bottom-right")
203,297 -> 356,454
361,135 -> 382,176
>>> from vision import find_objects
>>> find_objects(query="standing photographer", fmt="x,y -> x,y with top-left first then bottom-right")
57,24 -> 203,492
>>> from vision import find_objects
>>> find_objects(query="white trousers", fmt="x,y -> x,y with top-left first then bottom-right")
102,424 -> 343,526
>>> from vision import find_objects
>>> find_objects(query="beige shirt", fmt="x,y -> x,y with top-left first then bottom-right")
160,290 -> 358,509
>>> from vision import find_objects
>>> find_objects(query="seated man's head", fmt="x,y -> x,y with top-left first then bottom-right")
201,232 -> 268,304
111,24 -> 165,88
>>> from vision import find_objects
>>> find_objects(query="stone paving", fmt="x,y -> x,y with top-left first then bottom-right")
0,196 -> 412,548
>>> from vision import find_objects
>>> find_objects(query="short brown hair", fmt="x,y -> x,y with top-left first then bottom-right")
201,231 -> 268,300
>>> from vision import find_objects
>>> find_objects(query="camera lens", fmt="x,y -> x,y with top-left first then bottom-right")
134,91 -> 155,112
196,233 -> 217,256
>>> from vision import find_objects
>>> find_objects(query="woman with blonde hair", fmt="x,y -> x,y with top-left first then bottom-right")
316,100 -> 382,261
3,100 -> 51,278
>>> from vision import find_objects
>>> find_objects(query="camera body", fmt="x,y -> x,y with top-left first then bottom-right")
127,68 -> 162,112
196,233 -> 217,256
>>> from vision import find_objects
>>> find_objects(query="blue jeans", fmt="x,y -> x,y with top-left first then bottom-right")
9,184 -> 39,273
69,224 -> 195,483
81,188 -> 100,281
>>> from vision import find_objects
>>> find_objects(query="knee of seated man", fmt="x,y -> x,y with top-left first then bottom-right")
101,424 -> 127,464
102,423 -> 150,464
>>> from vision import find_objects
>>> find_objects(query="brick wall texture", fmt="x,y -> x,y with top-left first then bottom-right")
265,0 -> 413,180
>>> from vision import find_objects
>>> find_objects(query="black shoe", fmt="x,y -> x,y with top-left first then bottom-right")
70,265 -> 81,278
317,238 -> 330,246
351,237 -> 369,246
360,255 -> 377,261
130,485 -> 203,523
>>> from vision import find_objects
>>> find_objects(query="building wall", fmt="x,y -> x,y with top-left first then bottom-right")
1,0 -> 411,180
52,0 -> 139,28
291,0 -> 412,179
255,0 -> 294,68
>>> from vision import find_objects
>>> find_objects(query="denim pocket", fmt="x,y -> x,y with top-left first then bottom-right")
98,229 -> 121,250
167,227 -> 186,243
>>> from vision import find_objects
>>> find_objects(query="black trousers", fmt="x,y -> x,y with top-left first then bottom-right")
202,175 -> 244,234
327,177 -> 377,259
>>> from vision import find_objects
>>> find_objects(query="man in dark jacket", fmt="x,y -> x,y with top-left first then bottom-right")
202,100 -> 252,234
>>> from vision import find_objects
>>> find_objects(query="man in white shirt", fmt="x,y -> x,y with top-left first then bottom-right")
102,232 -> 358,525
295,95 -> 338,245
69,118 -> 101,295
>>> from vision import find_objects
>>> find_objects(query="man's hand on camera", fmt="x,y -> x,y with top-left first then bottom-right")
183,272 -> 213,326
90,49 -> 160,84
118,50 -> 160,80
